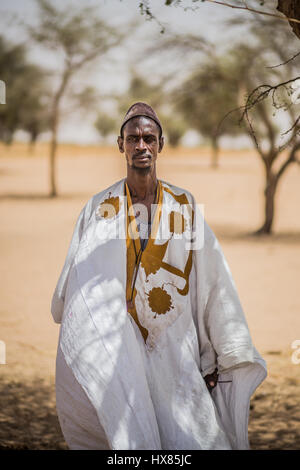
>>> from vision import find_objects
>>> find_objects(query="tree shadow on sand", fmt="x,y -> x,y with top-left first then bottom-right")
249,377 -> 300,450
0,192 -> 91,201
1,374 -> 299,450
0,376 -> 67,450
212,224 -> 300,245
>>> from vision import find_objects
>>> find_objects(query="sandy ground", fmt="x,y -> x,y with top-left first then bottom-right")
0,142 -> 299,450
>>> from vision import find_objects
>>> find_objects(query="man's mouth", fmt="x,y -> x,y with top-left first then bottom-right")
133,155 -> 151,162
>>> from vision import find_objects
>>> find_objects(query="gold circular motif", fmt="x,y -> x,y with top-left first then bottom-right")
147,287 -> 173,315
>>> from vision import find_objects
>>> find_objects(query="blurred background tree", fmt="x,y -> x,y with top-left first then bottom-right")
0,36 -> 49,148
115,72 -> 187,147
28,0 -> 124,197
160,113 -> 187,147
145,0 -> 300,233
0,0 -> 299,233
225,13 -> 300,234
140,0 -> 300,38
118,73 -> 163,116
94,112 -> 118,144
18,71 -> 51,155
173,57 -> 244,168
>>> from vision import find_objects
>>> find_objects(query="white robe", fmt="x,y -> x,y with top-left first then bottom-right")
51,178 -> 267,450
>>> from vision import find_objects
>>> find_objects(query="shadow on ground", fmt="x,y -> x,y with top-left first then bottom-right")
0,192 -> 91,201
0,376 -> 67,450
249,377 -> 300,450
0,372 -> 299,450
212,224 -> 300,245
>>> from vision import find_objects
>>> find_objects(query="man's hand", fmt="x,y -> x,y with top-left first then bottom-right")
204,368 -> 218,394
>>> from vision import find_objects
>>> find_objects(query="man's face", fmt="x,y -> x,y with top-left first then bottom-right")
117,116 -> 164,171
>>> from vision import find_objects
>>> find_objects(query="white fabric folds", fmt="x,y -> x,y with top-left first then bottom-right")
51,178 -> 267,450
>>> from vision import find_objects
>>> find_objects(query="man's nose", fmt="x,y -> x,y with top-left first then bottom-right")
135,137 -> 147,152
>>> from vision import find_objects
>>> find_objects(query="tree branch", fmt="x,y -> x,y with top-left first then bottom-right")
281,116 -> 300,137
69,36 -> 123,71
139,0 -> 300,30
276,141 -> 300,181
204,0 -> 300,24
245,121 -> 267,162
241,77 -> 300,140
255,101 -> 276,157
266,50 -> 300,69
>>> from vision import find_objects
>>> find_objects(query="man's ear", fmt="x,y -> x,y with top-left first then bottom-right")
158,136 -> 164,153
117,136 -> 124,153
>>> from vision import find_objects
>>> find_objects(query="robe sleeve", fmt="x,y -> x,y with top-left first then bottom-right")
201,222 -> 256,373
51,200 -> 92,324
190,197 -> 261,375
191,204 -> 267,449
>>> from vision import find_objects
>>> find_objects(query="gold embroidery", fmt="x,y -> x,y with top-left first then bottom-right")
147,287 -> 173,315
127,288 -> 149,342
125,181 -> 194,344
97,196 -> 120,219
140,243 -> 168,277
125,181 -> 162,342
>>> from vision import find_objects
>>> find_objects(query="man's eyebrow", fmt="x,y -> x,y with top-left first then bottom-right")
126,132 -> 157,138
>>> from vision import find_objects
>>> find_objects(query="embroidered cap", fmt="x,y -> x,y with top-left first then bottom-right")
120,102 -> 163,137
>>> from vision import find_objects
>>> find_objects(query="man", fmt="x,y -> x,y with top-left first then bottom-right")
51,102 -> 267,450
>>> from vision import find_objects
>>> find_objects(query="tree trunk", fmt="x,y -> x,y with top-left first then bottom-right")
277,1 -> 300,40
49,108 -> 58,198
211,138 -> 219,169
27,141 -> 35,155
48,70 -> 71,198
256,172 -> 278,235
27,133 -> 37,156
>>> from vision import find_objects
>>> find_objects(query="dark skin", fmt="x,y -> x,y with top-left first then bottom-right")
117,116 -> 218,392
117,116 -> 164,222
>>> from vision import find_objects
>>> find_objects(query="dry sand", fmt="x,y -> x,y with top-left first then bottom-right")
0,142 -> 299,449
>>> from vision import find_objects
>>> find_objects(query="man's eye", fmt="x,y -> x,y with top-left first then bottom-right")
144,137 -> 155,143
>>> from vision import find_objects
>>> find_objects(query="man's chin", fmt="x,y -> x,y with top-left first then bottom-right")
132,165 -> 151,174
131,160 -> 152,171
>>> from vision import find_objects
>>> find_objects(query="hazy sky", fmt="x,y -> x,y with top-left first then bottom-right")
0,0 -> 269,146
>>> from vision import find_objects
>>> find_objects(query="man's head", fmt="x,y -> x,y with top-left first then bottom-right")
117,102 -> 164,173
